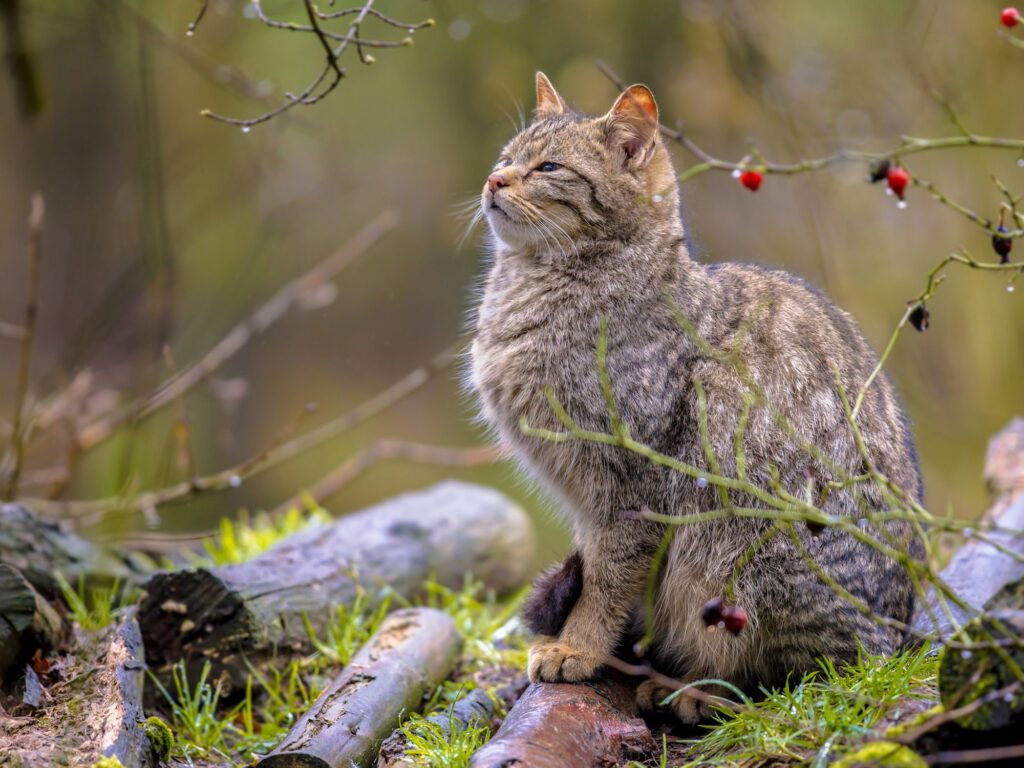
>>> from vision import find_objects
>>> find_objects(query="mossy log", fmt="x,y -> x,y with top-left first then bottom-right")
377,675 -> 529,768
0,503 -> 147,596
257,607 -> 462,768
938,609 -> 1024,731
0,614 -> 154,768
137,481 -> 534,683
0,564 -> 65,681
468,674 -> 656,768
913,418 -> 1024,640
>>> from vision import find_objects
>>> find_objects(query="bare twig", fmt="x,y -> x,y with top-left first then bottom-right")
74,210 -> 399,451
22,339 -> 464,524
201,1 -> 433,130
270,440 -> 503,517
2,193 -> 44,501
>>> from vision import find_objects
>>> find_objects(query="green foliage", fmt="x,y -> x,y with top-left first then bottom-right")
417,576 -> 530,669
191,503 -> 331,567
54,573 -> 133,631
303,589 -> 391,666
149,661 -> 237,760
684,644 -> 939,766
400,695 -> 492,768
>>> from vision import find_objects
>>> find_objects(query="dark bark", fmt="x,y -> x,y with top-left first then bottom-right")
258,607 -> 462,768
0,503 -> 147,596
137,481 -> 535,684
468,674 -> 656,768
913,419 -> 1024,641
0,564 -> 64,681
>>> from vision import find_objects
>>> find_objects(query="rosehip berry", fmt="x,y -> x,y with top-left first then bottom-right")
886,166 -> 910,200
868,158 -> 891,184
1001,7 -> 1020,27
740,170 -> 762,192
909,304 -> 930,332
701,596 -> 725,627
721,606 -> 748,635
993,226 -> 1013,264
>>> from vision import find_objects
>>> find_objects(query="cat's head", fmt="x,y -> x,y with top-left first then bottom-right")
481,72 -> 680,257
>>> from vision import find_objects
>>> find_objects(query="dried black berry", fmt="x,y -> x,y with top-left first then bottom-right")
868,158 -> 891,183
701,597 -> 725,627
909,305 -> 930,332
992,227 -> 1013,264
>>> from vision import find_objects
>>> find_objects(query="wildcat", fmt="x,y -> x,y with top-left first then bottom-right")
468,73 -> 923,722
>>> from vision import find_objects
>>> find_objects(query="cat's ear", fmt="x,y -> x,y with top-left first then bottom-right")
604,84 -> 659,167
535,71 -> 566,119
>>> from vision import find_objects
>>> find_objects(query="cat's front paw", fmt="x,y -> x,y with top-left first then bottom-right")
527,638 -> 601,683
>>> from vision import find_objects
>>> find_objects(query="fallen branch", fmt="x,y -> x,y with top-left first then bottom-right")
0,503 -> 148,595
377,675 -> 529,768
468,673 -> 656,768
913,419 -> 1024,641
258,607 -> 462,768
137,481 -> 534,683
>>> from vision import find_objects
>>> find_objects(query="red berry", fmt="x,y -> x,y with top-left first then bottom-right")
721,606 -> 748,635
886,166 -> 910,200
1002,7 -> 1020,27
740,170 -> 762,192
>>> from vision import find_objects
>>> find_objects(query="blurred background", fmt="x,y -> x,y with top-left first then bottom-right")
1,0 -> 1021,567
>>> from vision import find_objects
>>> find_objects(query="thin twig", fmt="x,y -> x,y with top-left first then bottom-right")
74,210 -> 398,451
2,193 -> 44,501
22,339 -> 464,523
270,440 -> 503,517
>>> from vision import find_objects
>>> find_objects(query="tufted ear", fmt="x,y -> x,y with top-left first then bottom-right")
535,71 -> 566,119
604,84 -> 659,167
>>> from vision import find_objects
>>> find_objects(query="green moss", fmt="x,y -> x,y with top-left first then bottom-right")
833,741 -> 926,768
144,716 -> 173,762
883,703 -> 944,738
87,757 -> 124,768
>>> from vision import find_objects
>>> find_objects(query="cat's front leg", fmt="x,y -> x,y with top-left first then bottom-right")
528,517 -> 660,683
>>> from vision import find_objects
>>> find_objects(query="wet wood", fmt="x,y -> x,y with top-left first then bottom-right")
468,674 -> 656,768
137,481 -> 534,684
258,608 -> 462,768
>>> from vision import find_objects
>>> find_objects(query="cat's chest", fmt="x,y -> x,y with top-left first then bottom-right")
471,277 -> 599,431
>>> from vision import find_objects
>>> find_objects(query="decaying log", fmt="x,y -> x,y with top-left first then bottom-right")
137,481 -> 534,682
468,674 -> 656,768
0,564 -> 65,681
913,418 -> 1024,640
377,674 -> 529,768
0,503 -> 147,595
258,607 -> 462,768
0,614 -> 154,768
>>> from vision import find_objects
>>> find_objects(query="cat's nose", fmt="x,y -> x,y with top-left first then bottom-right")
487,173 -> 508,193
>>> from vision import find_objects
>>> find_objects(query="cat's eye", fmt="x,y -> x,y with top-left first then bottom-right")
536,161 -> 561,172
495,158 -> 513,169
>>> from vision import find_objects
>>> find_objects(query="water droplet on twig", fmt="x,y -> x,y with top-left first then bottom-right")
229,475 -> 242,487
696,476 -> 708,488
241,125 -> 251,134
